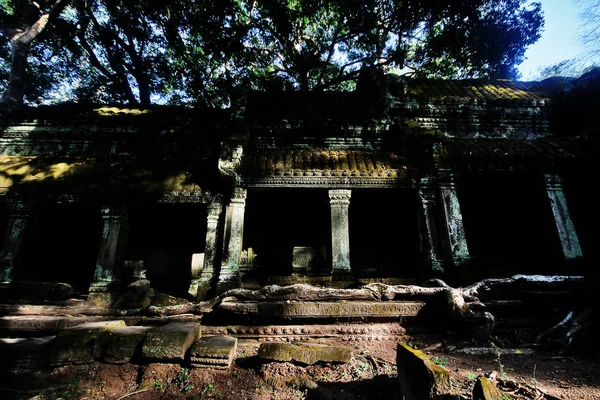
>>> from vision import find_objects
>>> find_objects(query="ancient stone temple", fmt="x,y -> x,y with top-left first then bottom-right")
0,73 -> 594,305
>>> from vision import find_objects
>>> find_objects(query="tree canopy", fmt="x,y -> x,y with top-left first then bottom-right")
1,0 -> 544,109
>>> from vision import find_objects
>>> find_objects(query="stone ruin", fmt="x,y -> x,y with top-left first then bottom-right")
0,72 -> 597,383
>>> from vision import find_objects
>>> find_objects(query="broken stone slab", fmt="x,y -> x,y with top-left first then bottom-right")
473,377 -> 505,400
258,342 -> 352,365
0,315 -> 109,332
49,320 -> 127,366
190,335 -> 237,369
93,326 -> 153,364
141,322 -> 201,362
220,300 -> 425,318
396,342 -> 451,400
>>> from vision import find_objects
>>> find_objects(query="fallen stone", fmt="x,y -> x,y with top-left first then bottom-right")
258,342 -> 352,365
190,335 -> 238,369
220,300 -> 424,318
141,322 -> 201,362
93,326 -> 152,364
50,320 -> 127,366
473,377 -> 505,400
396,342 -> 451,400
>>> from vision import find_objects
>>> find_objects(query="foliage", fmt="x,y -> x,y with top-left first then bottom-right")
576,0 -> 600,60
430,355 -> 448,368
1,0 -> 544,108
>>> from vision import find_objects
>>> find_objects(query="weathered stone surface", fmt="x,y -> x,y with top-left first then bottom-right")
141,322 -> 201,362
93,326 -> 152,364
396,342 -> 451,400
190,335 -> 237,369
202,322 -> 405,340
258,342 -> 352,365
473,377 -> 504,400
151,292 -> 189,307
220,300 -> 424,318
112,279 -> 153,309
0,315 -> 108,332
0,281 -> 74,301
50,320 -> 127,365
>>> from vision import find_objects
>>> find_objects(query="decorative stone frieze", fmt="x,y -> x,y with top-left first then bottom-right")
543,174 -> 583,259
439,172 -> 470,266
218,188 -> 247,291
0,202 -> 37,283
89,205 -> 128,294
329,189 -> 352,279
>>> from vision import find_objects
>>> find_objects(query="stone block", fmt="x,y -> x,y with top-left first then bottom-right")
141,322 -> 201,362
93,326 -> 152,364
473,377 -> 505,400
220,300 -> 425,318
258,342 -> 352,365
190,335 -> 237,369
50,320 -> 127,366
396,342 -> 451,400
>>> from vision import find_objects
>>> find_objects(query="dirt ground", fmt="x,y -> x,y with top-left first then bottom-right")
1,331 -> 600,400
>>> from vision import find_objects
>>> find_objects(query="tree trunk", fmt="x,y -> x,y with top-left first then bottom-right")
0,39 -> 30,111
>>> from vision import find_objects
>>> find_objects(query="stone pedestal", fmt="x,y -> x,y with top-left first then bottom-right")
418,179 -> 445,272
329,189 -> 352,280
195,201 -> 223,300
439,172 -> 470,266
218,188 -> 246,293
0,202 -> 36,283
544,174 -> 583,259
88,205 -> 128,305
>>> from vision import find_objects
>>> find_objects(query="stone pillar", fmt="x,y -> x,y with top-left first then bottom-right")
544,174 -> 583,259
0,202 -> 36,283
418,178 -> 445,272
439,172 -> 470,266
218,188 -> 246,292
329,189 -> 353,280
192,201 -> 223,300
89,205 -> 128,298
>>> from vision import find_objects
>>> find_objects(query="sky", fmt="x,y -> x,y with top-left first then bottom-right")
518,0 -> 586,79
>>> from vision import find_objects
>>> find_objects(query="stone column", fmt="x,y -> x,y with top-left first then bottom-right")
418,178 -> 445,272
0,202 -> 36,283
329,189 -> 353,280
544,174 -> 583,259
218,188 -> 246,292
89,205 -> 128,299
192,201 -> 223,300
439,172 -> 470,266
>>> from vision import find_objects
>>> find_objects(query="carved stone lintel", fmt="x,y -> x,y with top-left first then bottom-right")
0,202 -> 37,283
329,189 -> 352,278
543,174 -> 583,259
90,205 -> 128,292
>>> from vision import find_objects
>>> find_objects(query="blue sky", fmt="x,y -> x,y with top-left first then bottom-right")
518,0 -> 585,79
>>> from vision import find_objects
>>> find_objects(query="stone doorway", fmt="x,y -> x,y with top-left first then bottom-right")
17,203 -> 102,294
458,171 -> 563,275
243,189 -> 330,283
349,189 -> 422,279
126,203 -> 207,298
